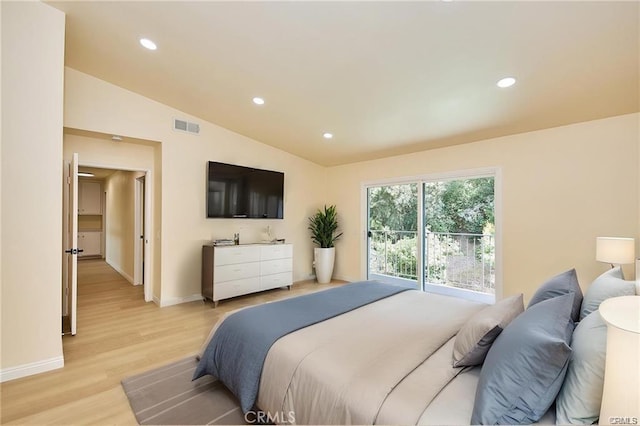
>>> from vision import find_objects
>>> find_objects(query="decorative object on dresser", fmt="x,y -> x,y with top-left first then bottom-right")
596,236 -> 635,278
201,243 -> 293,307
308,205 -> 343,284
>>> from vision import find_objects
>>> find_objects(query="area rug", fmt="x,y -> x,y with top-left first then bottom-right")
121,356 -> 247,425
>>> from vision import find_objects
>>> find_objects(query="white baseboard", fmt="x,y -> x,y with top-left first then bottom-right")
159,293 -> 204,307
0,356 -> 64,383
332,274 -> 356,282
106,260 -> 134,284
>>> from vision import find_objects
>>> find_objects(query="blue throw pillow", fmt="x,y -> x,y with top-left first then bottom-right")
580,267 -> 635,320
555,310 -> 608,424
471,293 -> 575,425
528,268 -> 583,322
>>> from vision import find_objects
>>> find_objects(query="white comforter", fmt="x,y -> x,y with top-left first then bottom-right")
257,290 -> 486,425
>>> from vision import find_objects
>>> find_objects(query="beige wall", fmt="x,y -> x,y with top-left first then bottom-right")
326,113 -> 639,301
1,2 -> 65,375
104,171 -> 136,282
64,68 -> 327,306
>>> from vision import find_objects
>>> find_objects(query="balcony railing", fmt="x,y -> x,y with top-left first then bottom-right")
368,230 -> 495,295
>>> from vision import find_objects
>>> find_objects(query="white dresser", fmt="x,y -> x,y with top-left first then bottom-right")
202,243 -> 293,307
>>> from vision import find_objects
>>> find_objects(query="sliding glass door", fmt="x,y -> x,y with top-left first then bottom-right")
365,172 -> 497,302
423,177 -> 495,303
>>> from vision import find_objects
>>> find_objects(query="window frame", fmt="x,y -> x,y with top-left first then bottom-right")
361,167 -> 502,304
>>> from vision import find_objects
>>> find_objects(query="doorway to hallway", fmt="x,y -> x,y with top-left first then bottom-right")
62,162 -> 151,336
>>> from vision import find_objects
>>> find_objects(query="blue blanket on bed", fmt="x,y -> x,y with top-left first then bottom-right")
192,280 -> 412,413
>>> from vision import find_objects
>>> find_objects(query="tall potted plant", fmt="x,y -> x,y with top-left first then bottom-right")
308,205 -> 343,284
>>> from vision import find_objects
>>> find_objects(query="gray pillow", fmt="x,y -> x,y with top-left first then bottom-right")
452,294 -> 524,367
580,267 -> 635,320
555,310 -> 607,424
471,293 -> 574,425
528,268 -> 583,322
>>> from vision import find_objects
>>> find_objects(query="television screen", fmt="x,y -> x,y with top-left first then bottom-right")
207,161 -> 284,219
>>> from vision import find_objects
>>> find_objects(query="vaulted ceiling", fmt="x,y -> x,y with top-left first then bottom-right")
50,1 -> 639,166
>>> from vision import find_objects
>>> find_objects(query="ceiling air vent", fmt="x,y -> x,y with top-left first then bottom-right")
173,118 -> 200,135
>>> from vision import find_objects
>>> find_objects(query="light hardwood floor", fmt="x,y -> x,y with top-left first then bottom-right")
1,259 -> 344,425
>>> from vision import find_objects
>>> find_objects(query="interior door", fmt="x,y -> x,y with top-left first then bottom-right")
65,153 -> 79,335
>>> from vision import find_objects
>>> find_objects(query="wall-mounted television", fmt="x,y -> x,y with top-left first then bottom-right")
207,161 -> 284,219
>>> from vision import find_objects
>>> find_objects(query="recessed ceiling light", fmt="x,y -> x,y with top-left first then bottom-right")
496,77 -> 516,88
323,132 -> 333,140
140,38 -> 157,50
111,135 -> 123,141
78,172 -> 94,177
252,97 -> 265,105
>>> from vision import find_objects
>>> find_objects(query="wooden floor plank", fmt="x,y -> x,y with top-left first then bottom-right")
1,259 -> 343,424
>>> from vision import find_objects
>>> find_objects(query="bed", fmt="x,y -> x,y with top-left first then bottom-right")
195,267 -> 629,425
255,289 -> 485,425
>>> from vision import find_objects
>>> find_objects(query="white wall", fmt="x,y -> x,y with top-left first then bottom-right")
1,2 -> 65,378
64,68 -> 327,306
104,171 -> 136,282
326,113 -> 639,302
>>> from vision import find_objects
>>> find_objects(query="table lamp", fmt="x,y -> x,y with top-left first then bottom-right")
596,237 -> 635,279
598,296 -> 640,423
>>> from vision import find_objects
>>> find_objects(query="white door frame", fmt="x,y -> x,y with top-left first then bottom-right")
79,161 -> 153,303
134,176 -> 145,288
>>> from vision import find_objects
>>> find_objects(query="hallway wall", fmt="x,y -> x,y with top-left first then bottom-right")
104,170 -> 140,283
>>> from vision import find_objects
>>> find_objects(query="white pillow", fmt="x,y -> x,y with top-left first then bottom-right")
580,267 -> 635,320
555,310 -> 607,424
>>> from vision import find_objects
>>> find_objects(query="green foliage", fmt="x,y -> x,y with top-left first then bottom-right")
368,178 -> 494,234
425,233 -> 461,283
424,178 -> 494,234
370,233 -> 417,279
368,184 -> 418,232
368,177 -> 496,293
308,205 -> 343,248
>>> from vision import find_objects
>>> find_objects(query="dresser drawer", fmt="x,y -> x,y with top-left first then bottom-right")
214,262 -> 260,283
214,277 -> 260,301
214,245 -> 261,266
260,244 -> 292,261
261,258 -> 292,276
261,272 -> 292,291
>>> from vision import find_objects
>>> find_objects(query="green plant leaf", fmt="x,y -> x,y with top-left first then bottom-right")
308,204 -> 343,248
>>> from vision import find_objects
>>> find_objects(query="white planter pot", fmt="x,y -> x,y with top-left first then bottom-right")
314,247 -> 335,284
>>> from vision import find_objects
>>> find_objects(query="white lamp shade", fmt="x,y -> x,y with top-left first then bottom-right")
599,296 -> 640,423
596,237 -> 636,265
